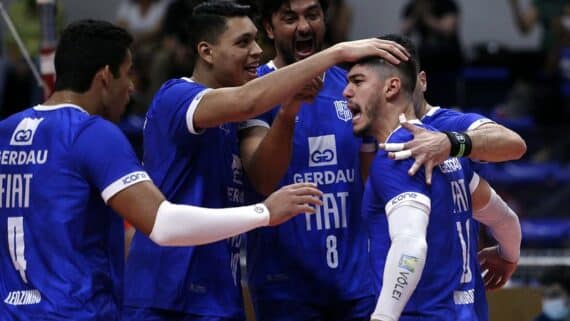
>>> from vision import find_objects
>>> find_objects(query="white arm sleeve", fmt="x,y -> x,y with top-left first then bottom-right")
149,201 -> 270,246
371,200 -> 430,321
473,187 -> 521,262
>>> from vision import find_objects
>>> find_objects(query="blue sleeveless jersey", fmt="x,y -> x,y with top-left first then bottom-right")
0,104 -> 149,320
365,122 -> 478,321
124,79 -> 245,317
421,106 -> 494,321
241,63 -> 374,303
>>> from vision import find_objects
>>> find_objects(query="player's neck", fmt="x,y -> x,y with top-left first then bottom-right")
272,55 -> 288,69
374,103 -> 416,142
43,90 -> 98,114
191,64 -> 223,89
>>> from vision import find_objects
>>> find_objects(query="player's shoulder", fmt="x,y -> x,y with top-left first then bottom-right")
150,77 -> 208,114
423,106 -> 462,119
329,65 -> 348,77
157,77 -> 206,95
74,114 -> 125,142
386,120 -> 436,143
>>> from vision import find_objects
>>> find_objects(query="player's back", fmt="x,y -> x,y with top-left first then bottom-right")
244,63 -> 373,303
365,122 -> 477,321
0,105 -> 130,321
422,106 -> 491,321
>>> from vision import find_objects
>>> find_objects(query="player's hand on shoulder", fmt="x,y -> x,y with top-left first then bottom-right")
378,114 -> 450,185
263,183 -> 323,226
478,245 -> 518,290
331,38 -> 410,65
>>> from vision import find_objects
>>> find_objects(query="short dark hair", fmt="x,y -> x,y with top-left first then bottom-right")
181,0 -> 252,57
347,34 -> 418,96
378,34 -> 420,74
54,19 -> 133,93
258,0 -> 329,23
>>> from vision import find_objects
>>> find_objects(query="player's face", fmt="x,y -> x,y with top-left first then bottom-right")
210,17 -> 262,86
343,64 -> 382,136
102,50 -> 134,123
266,0 -> 326,64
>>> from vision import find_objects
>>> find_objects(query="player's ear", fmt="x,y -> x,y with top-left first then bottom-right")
384,77 -> 401,100
197,41 -> 214,65
418,71 -> 427,93
94,65 -> 112,90
263,20 -> 275,40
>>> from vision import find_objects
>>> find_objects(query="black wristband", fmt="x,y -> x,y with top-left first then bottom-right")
443,131 -> 472,157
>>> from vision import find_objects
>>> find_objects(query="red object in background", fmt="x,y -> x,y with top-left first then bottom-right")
40,46 -> 55,99
38,0 -> 57,99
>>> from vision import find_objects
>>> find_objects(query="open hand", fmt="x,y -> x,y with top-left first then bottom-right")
333,38 -> 410,65
264,183 -> 323,226
478,245 -> 518,290
379,114 -> 450,184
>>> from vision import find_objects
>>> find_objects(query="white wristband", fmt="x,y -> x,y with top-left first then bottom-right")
149,201 -> 270,246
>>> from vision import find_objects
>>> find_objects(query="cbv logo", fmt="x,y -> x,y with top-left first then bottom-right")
308,135 -> 337,167
10,118 -> 44,146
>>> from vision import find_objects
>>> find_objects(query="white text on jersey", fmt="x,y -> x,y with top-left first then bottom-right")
0,174 -> 32,208
0,150 -> 48,166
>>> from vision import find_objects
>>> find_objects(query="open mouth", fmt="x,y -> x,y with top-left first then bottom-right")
244,63 -> 259,77
295,36 -> 315,58
348,102 -> 362,121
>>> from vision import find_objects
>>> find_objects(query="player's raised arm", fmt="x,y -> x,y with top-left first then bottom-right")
380,115 -> 527,184
108,181 -> 322,246
193,38 -> 410,130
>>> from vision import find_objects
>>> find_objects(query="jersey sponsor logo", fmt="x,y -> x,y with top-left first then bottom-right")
439,158 -> 462,173
231,154 -> 243,185
0,174 -> 32,208
0,150 -> 48,165
10,118 -> 44,146
305,191 -> 349,231
334,100 -> 352,122
308,135 -> 337,167
293,168 -> 355,186
450,179 -> 470,214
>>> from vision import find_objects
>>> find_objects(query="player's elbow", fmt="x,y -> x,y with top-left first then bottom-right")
514,138 -> 527,160
508,134 -> 527,160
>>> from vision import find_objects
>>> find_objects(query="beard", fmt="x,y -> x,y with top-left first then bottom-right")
273,33 -> 323,65
353,102 -> 377,137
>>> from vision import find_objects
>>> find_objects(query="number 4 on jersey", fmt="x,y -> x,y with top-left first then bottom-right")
7,216 -> 28,283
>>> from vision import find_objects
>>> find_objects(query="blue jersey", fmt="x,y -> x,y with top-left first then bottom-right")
124,79 -> 245,317
365,121 -> 478,321
421,106 -> 493,321
0,104 -> 149,321
241,62 -> 375,303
